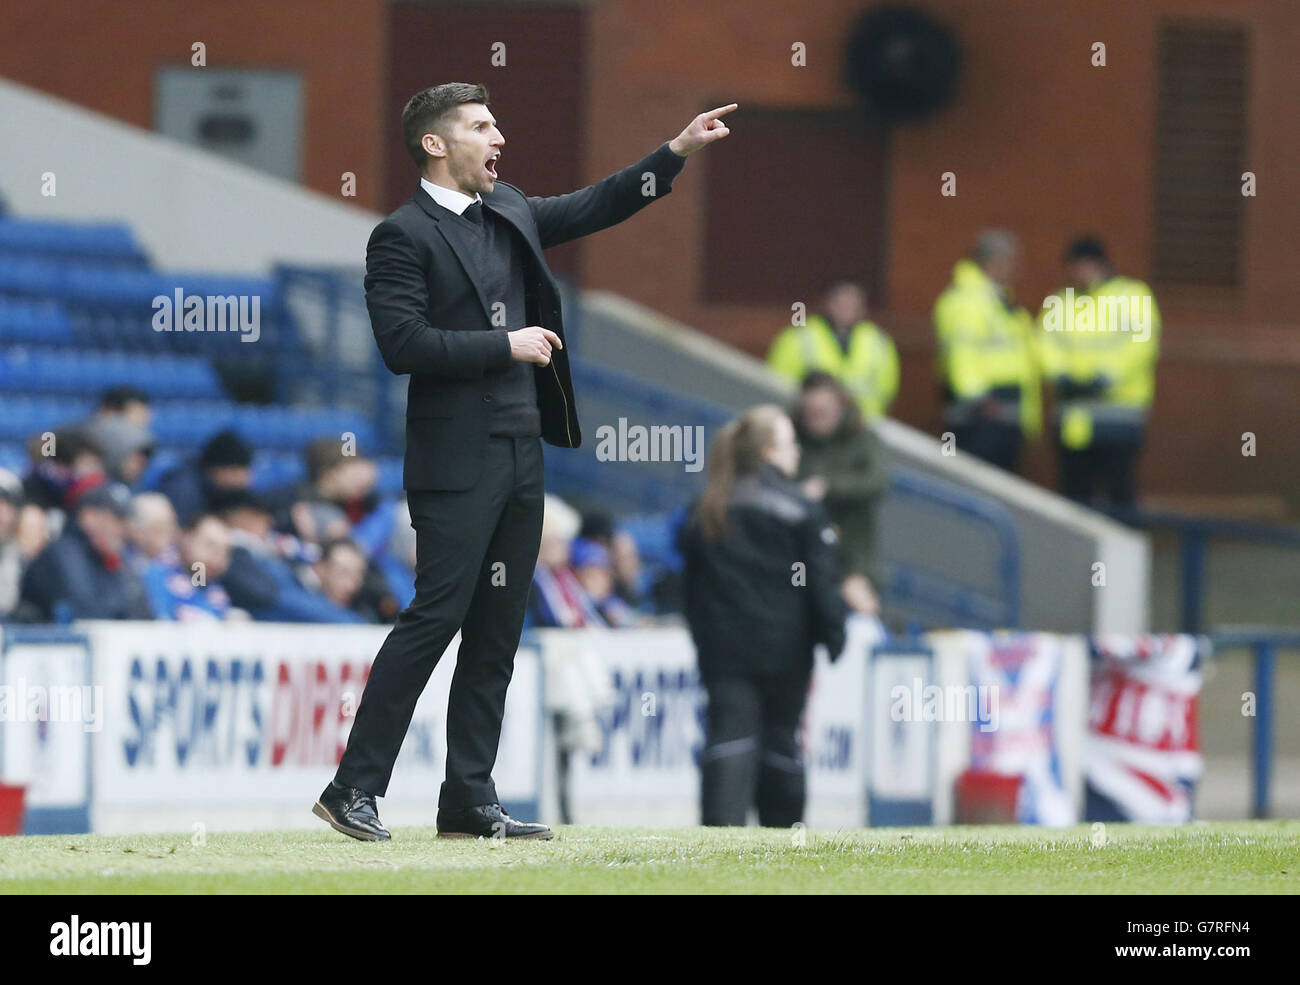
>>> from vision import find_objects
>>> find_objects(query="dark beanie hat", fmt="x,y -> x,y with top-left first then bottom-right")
199,429 -> 253,470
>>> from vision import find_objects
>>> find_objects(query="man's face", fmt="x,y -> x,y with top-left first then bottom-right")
320,459 -> 377,502
799,386 -> 843,439
207,465 -> 252,491
183,517 -> 231,581
984,249 -> 1020,288
225,507 -> 272,539
576,563 -> 612,602
78,507 -> 127,556
129,503 -> 178,559
430,103 -> 504,196
1067,258 -> 1105,290
538,535 -> 571,570
121,450 -> 150,486
824,284 -> 867,329
317,546 -> 366,607
72,450 -> 105,477
122,400 -> 152,432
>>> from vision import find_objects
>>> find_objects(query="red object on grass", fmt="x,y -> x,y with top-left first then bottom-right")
955,769 -> 1021,824
0,784 -> 26,836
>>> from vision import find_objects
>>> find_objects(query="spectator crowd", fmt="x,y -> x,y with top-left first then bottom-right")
0,385 -> 664,630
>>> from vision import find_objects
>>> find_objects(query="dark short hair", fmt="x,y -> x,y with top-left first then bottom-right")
181,511 -> 226,534
98,385 -> 151,412
795,370 -> 866,436
48,428 -> 103,466
304,436 -> 369,484
401,82 -> 490,169
1065,235 -> 1108,264
579,508 -> 615,544
208,486 -> 270,517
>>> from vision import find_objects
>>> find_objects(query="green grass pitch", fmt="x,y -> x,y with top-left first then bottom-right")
2,820 -> 1297,894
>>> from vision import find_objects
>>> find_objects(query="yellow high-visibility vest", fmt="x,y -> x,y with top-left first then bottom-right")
767,314 -> 900,420
932,259 -> 1042,438
1037,275 -> 1161,448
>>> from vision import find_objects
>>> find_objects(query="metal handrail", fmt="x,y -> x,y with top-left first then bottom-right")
1209,626 -> 1300,819
885,466 -> 1022,629
1104,506 -> 1300,634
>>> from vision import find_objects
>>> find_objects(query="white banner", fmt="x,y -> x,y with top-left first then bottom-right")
868,650 -> 935,805
0,634 -> 93,819
2,620 -> 1121,834
555,617 -> 883,827
78,621 -> 541,832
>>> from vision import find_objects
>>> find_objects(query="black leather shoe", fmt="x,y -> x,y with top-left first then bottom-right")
313,781 -> 391,841
437,803 -> 553,840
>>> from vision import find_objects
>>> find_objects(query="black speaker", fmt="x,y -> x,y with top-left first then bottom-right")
844,4 -> 961,123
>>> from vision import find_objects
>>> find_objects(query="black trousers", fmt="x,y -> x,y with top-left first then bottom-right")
699,667 -> 812,827
1059,427 -> 1143,509
955,420 -> 1022,472
335,435 -> 544,808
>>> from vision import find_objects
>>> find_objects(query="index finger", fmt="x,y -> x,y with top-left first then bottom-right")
702,103 -> 739,121
542,328 -> 563,347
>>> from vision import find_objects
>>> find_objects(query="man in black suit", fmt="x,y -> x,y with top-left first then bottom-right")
314,82 -> 735,840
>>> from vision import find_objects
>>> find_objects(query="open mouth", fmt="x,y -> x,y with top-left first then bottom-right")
485,155 -> 498,179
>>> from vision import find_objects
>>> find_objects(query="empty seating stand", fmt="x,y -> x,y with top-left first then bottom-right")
0,218 -> 148,268
0,300 -> 74,345
0,349 -> 223,398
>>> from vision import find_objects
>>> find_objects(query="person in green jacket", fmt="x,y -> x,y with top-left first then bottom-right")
791,371 -> 889,615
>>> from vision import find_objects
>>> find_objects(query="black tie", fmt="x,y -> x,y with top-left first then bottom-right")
462,200 -> 484,225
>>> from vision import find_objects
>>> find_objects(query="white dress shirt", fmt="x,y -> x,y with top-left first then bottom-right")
420,177 -> 482,215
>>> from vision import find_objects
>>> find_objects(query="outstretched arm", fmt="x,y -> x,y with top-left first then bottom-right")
527,103 -> 738,249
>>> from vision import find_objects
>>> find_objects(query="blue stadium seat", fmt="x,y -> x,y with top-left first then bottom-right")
0,349 -> 224,398
251,450 -> 305,491
0,442 -> 27,474
227,405 -> 376,450
148,401 -> 237,444
618,508 -> 688,573
0,300 -> 74,344
0,218 -> 147,266
144,401 -> 374,452
0,259 -> 279,313
0,395 -> 94,441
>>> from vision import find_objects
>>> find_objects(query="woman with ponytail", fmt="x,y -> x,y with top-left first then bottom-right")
678,404 -> 849,827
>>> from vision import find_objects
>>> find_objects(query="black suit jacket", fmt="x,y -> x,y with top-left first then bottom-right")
365,141 -> 687,491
